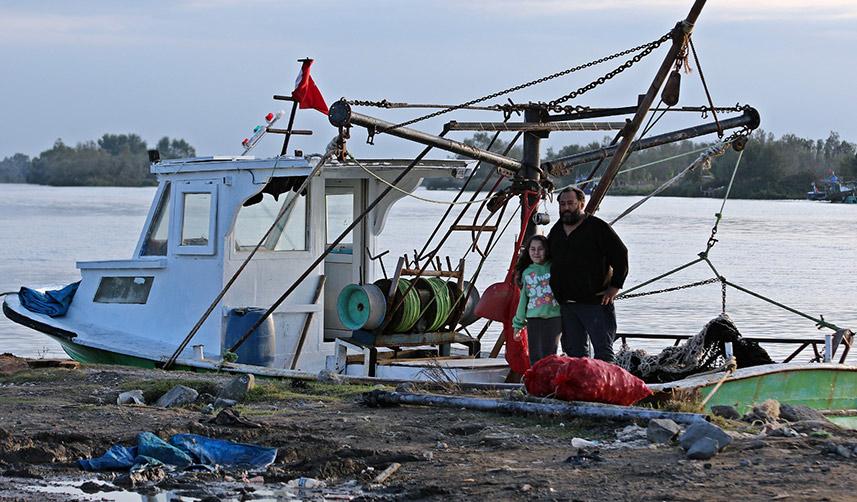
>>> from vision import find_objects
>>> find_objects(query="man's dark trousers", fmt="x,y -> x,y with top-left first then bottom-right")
559,303 -> 617,362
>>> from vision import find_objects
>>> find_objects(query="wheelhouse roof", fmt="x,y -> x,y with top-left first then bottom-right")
151,156 -> 474,175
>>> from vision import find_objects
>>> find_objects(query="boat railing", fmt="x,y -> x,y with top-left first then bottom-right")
618,332 -> 854,365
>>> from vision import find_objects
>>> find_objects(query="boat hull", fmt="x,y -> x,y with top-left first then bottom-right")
651,363 -> 857,428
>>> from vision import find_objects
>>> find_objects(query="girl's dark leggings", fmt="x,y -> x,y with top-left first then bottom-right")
526,316 -> 562,365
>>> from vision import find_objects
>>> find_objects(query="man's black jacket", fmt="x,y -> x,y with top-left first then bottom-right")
547,215 -> 628,304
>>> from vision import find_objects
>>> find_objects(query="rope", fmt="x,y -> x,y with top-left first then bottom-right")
698,357 -> 737,410
391,279 -> 422,332
347,152 -> 495,206
553,145 -> 711,193
609,140 -> 732,225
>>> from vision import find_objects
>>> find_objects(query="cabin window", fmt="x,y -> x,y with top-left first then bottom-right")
94,276 -> 154,304
326,192 -> 354,254
181,193 -> 212,246
234,191 -> 308,251
174,181 -> 218,256
141,183 -> 171,256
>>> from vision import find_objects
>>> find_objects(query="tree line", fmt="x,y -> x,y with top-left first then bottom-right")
0,134 -> 195,186
3,130 -> 856,198
423,130 -> 857,199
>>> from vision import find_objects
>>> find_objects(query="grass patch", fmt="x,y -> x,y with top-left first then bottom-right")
246,379 -> 382,403
120,378 -> 221,403
0,396 -> 42,405
0,368 -> 86,384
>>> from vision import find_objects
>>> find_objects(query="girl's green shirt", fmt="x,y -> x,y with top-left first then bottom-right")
512,261 -> 561,330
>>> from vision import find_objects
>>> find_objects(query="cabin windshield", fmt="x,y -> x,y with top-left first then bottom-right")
234,190 -> 308,251
141,182 -> 171,256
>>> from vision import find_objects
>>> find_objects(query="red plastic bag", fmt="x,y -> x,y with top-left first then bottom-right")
523,354 -> 567,397
523,355 -> 652,406
504,324 -> 530,375
553,357 -> 652,406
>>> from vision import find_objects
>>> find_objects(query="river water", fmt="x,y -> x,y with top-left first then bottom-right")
2,183 -> 856,361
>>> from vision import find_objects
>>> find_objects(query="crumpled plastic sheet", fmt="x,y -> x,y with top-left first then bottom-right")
18,281 -> 80,317
78,432 -> 277,472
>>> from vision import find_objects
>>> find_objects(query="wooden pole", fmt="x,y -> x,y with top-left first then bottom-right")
364,390 -> 707,425
585,0 -> 708,215
289,275 -> 326,370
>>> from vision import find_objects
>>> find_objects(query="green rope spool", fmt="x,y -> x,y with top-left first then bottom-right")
374,278 -> 421,333
422,277 -> 452,332
393,278 -> 421,332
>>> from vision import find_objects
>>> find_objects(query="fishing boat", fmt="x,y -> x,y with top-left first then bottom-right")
806,174 -> 857,203
4,0 -> 855,420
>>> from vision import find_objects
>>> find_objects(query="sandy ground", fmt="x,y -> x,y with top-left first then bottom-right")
1,361 -> 856,501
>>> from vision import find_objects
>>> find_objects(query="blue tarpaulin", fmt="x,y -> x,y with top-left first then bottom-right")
79,432 -> 277,472
19,281 -> 80,317
170,433 -> 278,468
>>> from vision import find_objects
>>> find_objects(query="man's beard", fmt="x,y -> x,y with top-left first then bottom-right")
561,210 -> 584,225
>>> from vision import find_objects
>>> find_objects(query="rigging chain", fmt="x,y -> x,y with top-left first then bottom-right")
347,32 -> 672,134
615,277 -> 721,300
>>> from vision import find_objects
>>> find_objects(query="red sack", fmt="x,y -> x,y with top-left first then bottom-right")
504,324 -> 530,375
553,357 -> 652,406
523,354 -> 568,397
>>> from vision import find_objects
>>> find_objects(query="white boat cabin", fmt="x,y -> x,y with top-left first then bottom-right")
68,154 -> 473,371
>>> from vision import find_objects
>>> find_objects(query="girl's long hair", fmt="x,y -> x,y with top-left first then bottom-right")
514,234 -> 551,286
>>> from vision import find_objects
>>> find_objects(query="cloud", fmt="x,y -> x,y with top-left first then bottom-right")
460,0 -> 857,21
0,10 -> 132,45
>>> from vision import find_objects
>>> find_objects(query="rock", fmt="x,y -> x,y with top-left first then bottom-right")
739,459 -> 752,467
615,424 -> 648,442
679,421 -> 733,452
205,408 -> 262,428
317,369 -> 343,384
779,404 -> 830,423
686,436 -> 719,460
117,390 -> 145,406
212,398 -> 237,409
647,419 -> 681,444
201,404 -> 215,415
744,399 -> 780,423
216,374 -> 254,402
155,385 -> 199,408
710,405 -> 740,420
835,445 -> 852,459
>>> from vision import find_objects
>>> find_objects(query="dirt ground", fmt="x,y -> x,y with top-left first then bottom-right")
1,360 -> 856,501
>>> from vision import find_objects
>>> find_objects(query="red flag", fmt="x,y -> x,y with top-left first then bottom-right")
292,59 -> 328,115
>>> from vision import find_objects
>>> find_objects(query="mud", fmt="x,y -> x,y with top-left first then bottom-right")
1,361 -> 856,501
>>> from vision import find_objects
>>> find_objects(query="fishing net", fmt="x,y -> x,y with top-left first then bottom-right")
615,313 -> 774,383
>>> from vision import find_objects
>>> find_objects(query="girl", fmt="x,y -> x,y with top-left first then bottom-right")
512,235 -> 562,365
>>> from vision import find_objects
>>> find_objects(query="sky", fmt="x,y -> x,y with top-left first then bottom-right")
1,0 -> 856,161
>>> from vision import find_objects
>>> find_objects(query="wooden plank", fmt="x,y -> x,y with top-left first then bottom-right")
289,275 -> 326,370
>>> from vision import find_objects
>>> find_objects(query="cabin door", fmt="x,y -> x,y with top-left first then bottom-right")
323,179 -> 367,340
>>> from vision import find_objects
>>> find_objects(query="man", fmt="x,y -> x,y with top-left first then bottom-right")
547,187 -> 628,362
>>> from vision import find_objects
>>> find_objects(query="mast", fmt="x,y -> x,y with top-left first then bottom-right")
584,0 -> 708,214
521,108 -> 545,242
